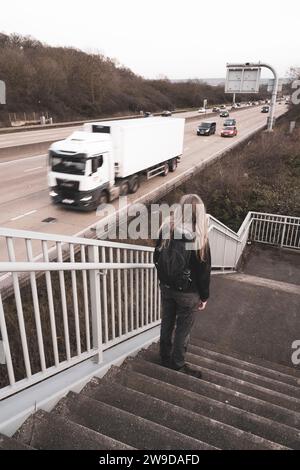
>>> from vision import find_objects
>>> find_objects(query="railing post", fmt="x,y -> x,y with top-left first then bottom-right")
280,217 -> 288,248
88,246 -> 103,364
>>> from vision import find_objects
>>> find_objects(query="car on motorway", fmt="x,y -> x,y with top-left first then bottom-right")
236,103 -> 241,107
219,110 -> 229,118
161,110 -> 172,117
223,118 -> 236,127
261,105 -> 270,113
212,107 -> 220,113
144,111 -> 153,117
219,104 -> 227,109
197,107 -> 207,114
197,121 -> 216,136
221,126 -> 237,137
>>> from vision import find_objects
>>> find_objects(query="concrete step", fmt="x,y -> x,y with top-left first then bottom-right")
14,409 -> 134,450
148,343 -> 300,399
130,358 -> 300,430
82,375 -> 287,450
142,349 -> 300,413
110,367 -> 300,449
53,391 -> 210,450
190,337 -> 300,380
188,343 -> 300,388
186,350 -> 300,399
0,433 -> 34,450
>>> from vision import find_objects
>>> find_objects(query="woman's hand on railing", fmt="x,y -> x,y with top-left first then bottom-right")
198,300 -> 207,311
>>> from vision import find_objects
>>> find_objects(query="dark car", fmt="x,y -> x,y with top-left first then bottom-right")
219,110 -> 229,118
161,110 -> 172,117
261,106 -> 270,113
221,126 -> 238,137
197,121 -> 216,136
212,107 -> 220,112
223,118 -> 236,127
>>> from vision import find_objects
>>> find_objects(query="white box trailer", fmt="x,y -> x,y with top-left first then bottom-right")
48,117 -> 185,210
83,117 -> 185,178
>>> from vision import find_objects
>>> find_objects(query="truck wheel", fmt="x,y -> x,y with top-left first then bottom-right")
169,159 -> 177,172
98,191 -> 109,205
120,181 -> 129,195
129,175 -> 140,193
161,162 -> 169,177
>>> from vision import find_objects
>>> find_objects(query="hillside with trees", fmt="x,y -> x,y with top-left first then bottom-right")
0,32 -> 268,125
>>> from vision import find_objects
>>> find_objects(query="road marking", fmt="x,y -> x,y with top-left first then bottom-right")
10,210 -> 37,221
24,166 -> 43,173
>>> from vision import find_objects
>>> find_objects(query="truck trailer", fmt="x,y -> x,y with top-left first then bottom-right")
48,117 -> 185,210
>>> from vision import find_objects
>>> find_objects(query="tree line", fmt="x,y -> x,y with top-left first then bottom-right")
0,32 -> 269,125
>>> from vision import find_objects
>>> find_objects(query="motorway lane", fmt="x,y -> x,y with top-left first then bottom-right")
0,104 -> 287,262
0,107 -> 231,149
0,126 -> 81,149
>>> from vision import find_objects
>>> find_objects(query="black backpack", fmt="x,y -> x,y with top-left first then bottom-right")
154,238 -> 192,291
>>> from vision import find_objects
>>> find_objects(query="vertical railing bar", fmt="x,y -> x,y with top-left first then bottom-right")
150,252 -> 154,323
0,293 -> 16,385
101,247 -> 109,344
42,240 -> 59,367
145,252 -> 149,324
286,219 -> 292,247
263,216 -> 268,242
291,220 -> 296,247
135,251 -> 139,329
124,250 -> 129,335
26,239 -> 47,371
109,248 -> 116,340
6,237 -> 32,378
266,216 -> 271,243
69,244 -> 81,356
88,246 -> 103,363
292,220 -> 298,247
80,245 -> 91,352
117,248 -> 122,337
141,252 -> 145,327
56,242 -> 71,361
130,250 -> 134,331
154,261 -> 158,322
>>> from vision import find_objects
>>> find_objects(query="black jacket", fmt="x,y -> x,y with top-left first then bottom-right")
154,232 -> 211,302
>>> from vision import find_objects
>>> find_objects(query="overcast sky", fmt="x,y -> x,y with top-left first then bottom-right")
2,0 -> 299,79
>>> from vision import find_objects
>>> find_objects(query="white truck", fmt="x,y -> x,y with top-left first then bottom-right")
48,117 -> 185,210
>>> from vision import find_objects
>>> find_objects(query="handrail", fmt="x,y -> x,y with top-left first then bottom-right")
0,262 -> 154,272
0,227 -> 154,252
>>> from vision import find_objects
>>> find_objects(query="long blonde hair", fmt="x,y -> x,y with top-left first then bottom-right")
159,194 -> 209,261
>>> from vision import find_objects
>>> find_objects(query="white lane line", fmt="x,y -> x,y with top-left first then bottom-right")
10,210 -> 37,221
0,153 -> 47,166
24,166 -> 43,173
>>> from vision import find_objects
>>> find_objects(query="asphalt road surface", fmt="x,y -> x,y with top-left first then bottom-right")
0,103 -> 287,263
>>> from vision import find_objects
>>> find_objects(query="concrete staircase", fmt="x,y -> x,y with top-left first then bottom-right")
2,338 -> 300,450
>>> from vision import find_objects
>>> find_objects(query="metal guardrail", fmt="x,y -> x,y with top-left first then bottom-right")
0,211 -> 299,399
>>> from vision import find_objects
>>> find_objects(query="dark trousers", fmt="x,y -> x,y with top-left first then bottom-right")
160,285 -> 200,370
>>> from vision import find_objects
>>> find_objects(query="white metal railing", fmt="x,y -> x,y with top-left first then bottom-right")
0,230 -> 159,400
0,211 -> 299,400
249,212 -> 300,249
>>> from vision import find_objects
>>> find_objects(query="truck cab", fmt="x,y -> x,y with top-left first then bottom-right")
48,132 -> 113,209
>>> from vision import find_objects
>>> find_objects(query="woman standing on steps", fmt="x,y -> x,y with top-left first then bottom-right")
154,194 -> 211,378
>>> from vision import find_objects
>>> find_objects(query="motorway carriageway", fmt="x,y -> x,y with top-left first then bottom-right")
0,103 -> 287,263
